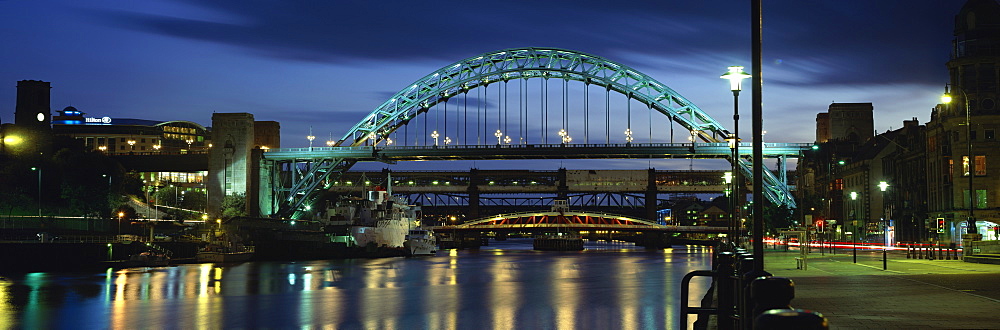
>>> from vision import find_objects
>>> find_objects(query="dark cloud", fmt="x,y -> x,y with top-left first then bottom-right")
90,0 -> 962,87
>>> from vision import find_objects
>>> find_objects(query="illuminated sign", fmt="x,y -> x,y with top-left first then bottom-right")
84,117 -> 113,124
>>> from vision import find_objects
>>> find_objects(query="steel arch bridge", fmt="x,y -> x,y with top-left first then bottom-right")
265,47 -> 805,219
436,210 -> 727,233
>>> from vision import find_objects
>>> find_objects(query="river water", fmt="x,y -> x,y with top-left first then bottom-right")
0,239 -> 713,329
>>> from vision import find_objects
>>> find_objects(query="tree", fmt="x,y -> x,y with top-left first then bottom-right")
222,193 -> 247,218
181,190 -> 207,211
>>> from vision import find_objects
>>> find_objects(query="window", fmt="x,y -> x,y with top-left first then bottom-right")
962,155 -> 987,176
971,130 -> 978,140
976,155 -> 986,176
947,157 -> 953,183
964,189 -> 989,209
987,129 -> 995,140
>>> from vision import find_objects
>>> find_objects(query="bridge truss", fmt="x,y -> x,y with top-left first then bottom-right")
264,47 -> 806,219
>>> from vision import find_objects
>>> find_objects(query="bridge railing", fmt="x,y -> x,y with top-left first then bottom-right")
266,142 -> 814,153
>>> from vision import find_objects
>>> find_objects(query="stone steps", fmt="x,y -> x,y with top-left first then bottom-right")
964,253 -> 1000,265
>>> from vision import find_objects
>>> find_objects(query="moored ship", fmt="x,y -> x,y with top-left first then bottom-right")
404,228 -> 437,256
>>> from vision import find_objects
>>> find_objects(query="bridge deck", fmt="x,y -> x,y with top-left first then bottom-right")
263,142 -> 811,161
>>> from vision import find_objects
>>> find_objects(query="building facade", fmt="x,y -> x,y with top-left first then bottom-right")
926,0 -> 1000,240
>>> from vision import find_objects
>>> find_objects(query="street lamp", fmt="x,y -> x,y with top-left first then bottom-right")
431,130 -> 440,146
624,128 -> 634,144
879,181 -> 890,269
721,65 -> 750,248
31,167 -> 41,219
495,129 -> 503,145
326,132 -> 335,147
127,138 -> 136,152
307,126 -> 316,150
117,211 -> 124,235
850,191 -> 858,263
941,86 -> 977,235
558,129 -> 571,144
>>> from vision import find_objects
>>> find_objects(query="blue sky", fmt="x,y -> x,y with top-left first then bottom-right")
0,0 -> 965,170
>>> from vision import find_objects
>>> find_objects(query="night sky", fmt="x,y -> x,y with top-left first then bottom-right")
0,0 -> 964,169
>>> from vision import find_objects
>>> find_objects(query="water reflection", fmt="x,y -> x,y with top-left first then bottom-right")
0,239 -> 713,329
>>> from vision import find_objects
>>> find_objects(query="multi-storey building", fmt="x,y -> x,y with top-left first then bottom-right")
926,0 -> 1000,241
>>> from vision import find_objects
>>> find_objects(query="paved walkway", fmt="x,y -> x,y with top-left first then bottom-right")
765,248 -> 1000,329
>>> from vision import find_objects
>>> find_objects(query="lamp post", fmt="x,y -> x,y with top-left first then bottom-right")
850,191 -> 858,263
31,167 -> 41,219
326,133 -> 335,147
879,181 -> 890,270
941,86 -> 977,236
431,130 -> 439,146
307,126 -> 316,150
117,211 -> 124,235
721,65 -> 751,247
495,130 -> 503,145
127,138 -> 136,152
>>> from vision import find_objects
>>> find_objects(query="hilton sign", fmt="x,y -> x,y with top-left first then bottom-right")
85,117 -> 113,124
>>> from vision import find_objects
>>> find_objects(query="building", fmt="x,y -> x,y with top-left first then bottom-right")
50,106 -> 210,154
926,0 -> 1000,241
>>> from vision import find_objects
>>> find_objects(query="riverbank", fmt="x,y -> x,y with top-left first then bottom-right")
765,249 -> 1000,329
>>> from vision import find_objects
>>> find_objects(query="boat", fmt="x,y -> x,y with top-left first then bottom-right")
532,199 -> 583,251
196,243 -> 254,263
325,182 -> 419,254
404,228 -> 437,256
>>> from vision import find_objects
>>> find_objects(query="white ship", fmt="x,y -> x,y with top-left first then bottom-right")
404,228 -> 437,256
326,186 -> 418,249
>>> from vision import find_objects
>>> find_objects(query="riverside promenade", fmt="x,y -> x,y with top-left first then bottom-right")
765,248 -> 1000,329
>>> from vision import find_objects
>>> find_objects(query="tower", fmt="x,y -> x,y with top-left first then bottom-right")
14,80 -> 52,129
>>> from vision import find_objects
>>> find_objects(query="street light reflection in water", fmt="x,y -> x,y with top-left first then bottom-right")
0,239 -> 713,329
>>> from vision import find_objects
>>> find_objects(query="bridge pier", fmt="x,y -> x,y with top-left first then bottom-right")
557,168 -> 568,200
646,168 -> 658,223
468,168 -> 481,220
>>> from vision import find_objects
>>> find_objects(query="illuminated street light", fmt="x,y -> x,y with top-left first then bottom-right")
444,137 -> 452,145
153,144 -> 161,152
326,133 -> 335,147
558,129 -> 571,144
942,85 -> 977,236
385,138 -> 394,146
127,138 -> 136,152
431,130 -> 440,146
495,129 -> 503,145
504,136 -> 512,144
185,139 -> 194,151
307,126 -> 316,149
98,145 -> 107,152
721,66 -> 750,247
624,128 -> 634,143
117,211 -> 124,235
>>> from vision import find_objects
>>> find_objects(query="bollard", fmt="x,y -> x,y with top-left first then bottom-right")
754,309 -> 829,329
716,252 -> 737,330
950,243 -> 957,260
750,276 -> 795,317
906,242 -> 911,259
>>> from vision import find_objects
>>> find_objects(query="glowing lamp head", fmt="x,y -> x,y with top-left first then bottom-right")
941,93 -> 953,104
878,181 -> 890,192
723,171 -> 733,184
721,66 -> 751,92
850,191 -> 858,200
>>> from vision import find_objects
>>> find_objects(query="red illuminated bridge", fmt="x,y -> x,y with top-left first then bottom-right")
433,210 -> 727,234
